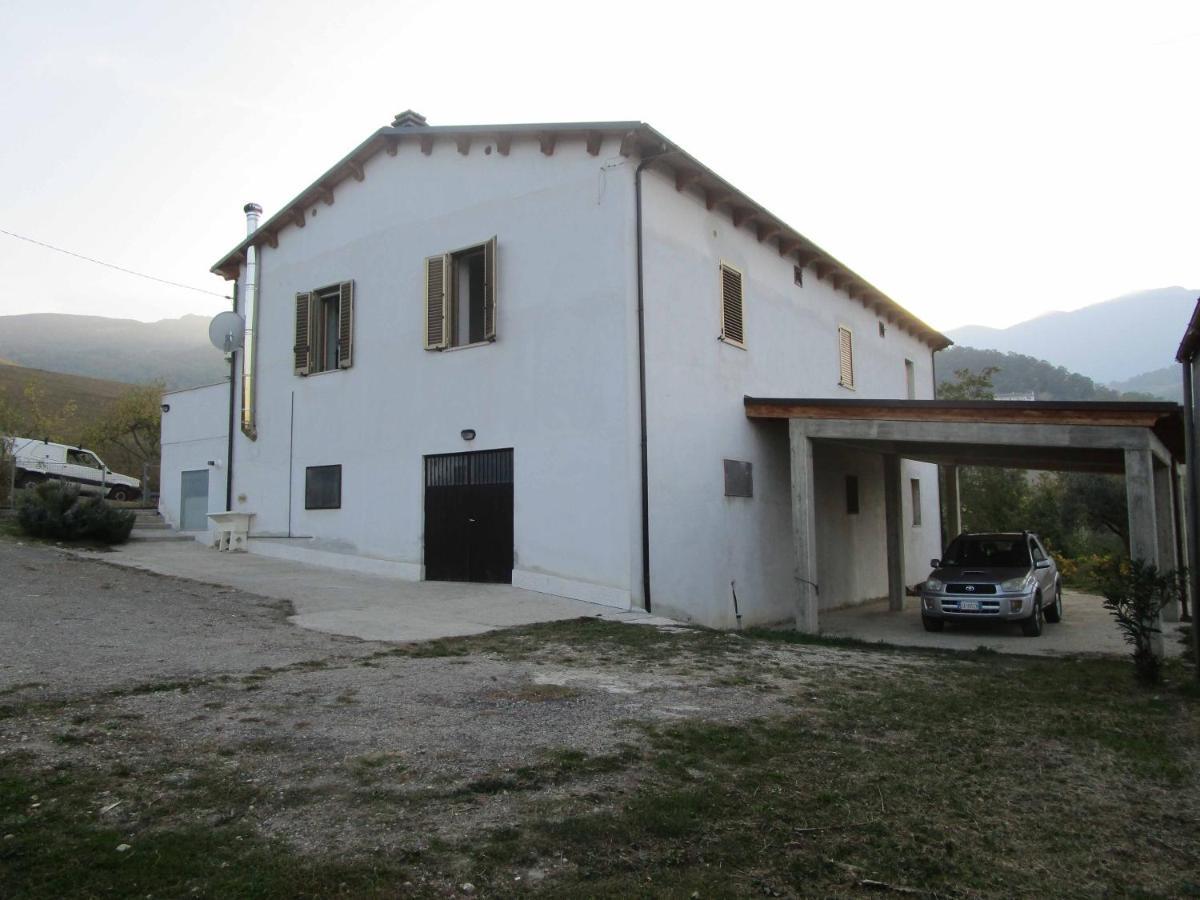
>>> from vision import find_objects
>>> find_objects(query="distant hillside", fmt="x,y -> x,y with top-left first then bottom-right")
946,287 -> 1197,384
0,364 -> 136,442
0,313 -> 227,389
935,346 -> 1162,402
1108,366 -> 1182,403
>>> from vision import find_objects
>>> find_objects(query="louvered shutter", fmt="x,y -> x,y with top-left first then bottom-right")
838,327 -> 855,387
294,292 -> 313,375
424,254 -> 449,350
720,263 -> 744,345
483,236 -> 497,341
337,280 -> 354,368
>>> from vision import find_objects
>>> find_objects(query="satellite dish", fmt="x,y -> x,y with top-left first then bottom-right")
209,311 -> 245,354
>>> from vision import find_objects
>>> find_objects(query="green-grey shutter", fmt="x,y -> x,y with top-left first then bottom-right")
720,263 -> 744,345
337,280 -> 354,368
483,236 -> 497,341
424,254 -> 449,350
294,291 -> 313,375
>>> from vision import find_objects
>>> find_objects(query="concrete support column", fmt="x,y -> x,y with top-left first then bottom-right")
883,453 -> 905,612
788,421 -> 820,634
1155,462 -> 1181,622
942,464 -> 961,544
1125,448 -> 1164,656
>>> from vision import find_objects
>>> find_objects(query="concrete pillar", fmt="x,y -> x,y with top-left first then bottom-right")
1155,462 -> 1181,622
1124,448 -> 1164,655
883,453 -> 905,612
942,464 -> 961,545
788,421 -> 820,633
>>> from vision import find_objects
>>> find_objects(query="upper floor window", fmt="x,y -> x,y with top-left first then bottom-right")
905,358 -> 916,399
425,238 -> 497,350
719,262 -> 745,347
837,326 -> 855,388
294,281 -> 354,375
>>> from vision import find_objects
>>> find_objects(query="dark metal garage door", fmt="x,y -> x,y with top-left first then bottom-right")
424,449 -> 514,584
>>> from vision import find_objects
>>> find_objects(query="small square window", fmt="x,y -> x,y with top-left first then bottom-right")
723,459 -> 753,497
846,476 -> 860,515
305,465 -> 342,510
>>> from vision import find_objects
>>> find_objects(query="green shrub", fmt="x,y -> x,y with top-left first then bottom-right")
1099,558 -> 1185,686
17,481 -> 135,544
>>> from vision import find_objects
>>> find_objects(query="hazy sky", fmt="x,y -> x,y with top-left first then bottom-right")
1,0 -> 1197,332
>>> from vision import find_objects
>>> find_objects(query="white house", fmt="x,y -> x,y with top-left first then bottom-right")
161,111 -> 949,630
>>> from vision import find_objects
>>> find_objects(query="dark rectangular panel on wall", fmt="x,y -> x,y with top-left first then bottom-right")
724,459 -> 753,498
424,448 -> 514,584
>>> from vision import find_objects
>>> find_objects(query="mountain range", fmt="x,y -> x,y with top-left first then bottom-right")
945,286 -> 1197,386
0,313 -> 227,390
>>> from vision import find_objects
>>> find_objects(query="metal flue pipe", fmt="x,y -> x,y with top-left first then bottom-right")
240,203 -> 261,440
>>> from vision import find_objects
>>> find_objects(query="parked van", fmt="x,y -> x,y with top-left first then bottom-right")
2,437 -> 142,501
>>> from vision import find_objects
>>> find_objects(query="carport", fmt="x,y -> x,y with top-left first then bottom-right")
744,398 -> 1186,634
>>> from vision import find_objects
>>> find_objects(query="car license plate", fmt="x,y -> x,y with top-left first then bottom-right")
960,599 -> 981,611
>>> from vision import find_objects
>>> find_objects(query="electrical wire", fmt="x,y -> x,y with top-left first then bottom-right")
0,227 -> 232,300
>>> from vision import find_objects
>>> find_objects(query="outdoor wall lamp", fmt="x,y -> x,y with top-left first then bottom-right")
160,403 -> 170,413
461,429 -> 476,441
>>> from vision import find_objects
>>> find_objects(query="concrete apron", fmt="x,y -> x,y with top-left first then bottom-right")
73,541 -> 678,643
820,591 -> 1191,658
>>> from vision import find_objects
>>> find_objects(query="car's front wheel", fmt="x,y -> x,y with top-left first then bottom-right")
1021,595 -> 1044,637
108,487 -> 130,502
1044,584 -> 1063,624
922,615 -> 944,632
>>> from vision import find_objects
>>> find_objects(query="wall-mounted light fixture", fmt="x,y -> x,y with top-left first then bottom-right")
460,429 -> 476,441
160,403 -> 171,413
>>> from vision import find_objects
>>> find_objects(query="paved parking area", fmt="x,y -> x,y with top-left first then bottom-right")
80,539 -> 674,642
821,590 -> 1190,657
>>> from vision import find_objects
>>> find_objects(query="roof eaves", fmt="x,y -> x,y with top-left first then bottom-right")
209,118 -> 951,351
1175,297 -> 1200,362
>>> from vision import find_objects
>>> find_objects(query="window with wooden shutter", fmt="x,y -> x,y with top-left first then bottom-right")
483,236 -> 497,342
424,254 -> 449,350
428,240 -> 496,350
337,280 -> 354,368
719,263 -> 744,346
294,292 -> 313,376
837,326 -> 855,388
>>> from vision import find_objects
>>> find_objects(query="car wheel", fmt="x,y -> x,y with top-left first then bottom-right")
1044,584 -> 1063,624
108,488 -> 129,502
20,476 -> 40,490
1021,595 -> 1044,637
922,615 -> 944,632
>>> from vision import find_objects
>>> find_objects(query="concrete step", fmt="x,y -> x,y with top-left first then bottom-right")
129,529 -> 195,543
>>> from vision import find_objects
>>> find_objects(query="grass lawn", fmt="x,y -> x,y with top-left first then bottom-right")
2,619 -> 1197,898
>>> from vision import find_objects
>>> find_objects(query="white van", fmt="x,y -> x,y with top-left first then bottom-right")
2,436 -> 142,501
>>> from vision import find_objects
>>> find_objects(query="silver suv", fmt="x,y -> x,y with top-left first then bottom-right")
920,532 -> 1062,637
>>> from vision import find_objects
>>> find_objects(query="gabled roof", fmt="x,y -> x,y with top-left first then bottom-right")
212,116 -> 951,350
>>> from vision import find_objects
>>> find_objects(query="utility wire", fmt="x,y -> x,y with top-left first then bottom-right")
0,227 -> 232,300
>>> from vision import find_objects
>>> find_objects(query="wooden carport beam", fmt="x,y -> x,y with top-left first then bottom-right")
586,131 -> 603,156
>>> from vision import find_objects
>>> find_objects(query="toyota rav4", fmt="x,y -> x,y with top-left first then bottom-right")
920,532 -> 1062,637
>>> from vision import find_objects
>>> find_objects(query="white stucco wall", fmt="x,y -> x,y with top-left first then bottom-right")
227,135 -> 642,606
640,168 -> 943,626
159,382 -> 230,530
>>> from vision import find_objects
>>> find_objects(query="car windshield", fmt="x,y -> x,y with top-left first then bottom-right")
941,536 -> 1030,568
